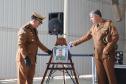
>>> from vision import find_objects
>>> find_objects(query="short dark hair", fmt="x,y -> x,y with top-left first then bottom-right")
90,10 -> 102,17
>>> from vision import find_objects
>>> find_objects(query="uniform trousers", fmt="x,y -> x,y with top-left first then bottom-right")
95,54 -> 117,84
17,62 -> 35,84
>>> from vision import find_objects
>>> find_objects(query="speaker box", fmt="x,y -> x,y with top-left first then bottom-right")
115,65 -> 126,84
48,12 -> 64,35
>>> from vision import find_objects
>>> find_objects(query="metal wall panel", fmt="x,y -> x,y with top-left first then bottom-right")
0,0 -> 64,79
0,0 -> 21,78
0,0 -> 125,79
0,0 -> 21,28
0,29 -> 17,79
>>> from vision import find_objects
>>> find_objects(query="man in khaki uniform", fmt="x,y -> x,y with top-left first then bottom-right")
16,12 -> 52,84
69,10 -> 119,84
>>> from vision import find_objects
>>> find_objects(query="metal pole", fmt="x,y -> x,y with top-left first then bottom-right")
91,57 -> 95,84
64,0 -> 69,38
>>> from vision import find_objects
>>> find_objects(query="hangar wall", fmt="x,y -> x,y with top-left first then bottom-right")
0,0 -> 125,79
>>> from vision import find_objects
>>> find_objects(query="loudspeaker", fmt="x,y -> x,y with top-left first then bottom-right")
48,12 -> 64,35
115,65 -> 126,84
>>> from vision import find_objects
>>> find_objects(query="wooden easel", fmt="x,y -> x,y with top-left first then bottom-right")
41,37 -> 79,84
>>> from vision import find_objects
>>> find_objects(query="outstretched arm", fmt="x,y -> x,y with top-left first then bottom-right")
72,31 -> 92,46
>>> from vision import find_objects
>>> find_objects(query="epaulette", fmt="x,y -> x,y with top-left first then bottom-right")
20,22 -> 30,30
104,20 -> 112,29
23,24 -> 31,29
106,19 -> 112,22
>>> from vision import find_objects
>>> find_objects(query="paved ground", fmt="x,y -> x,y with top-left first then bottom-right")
0,77 -> 94,84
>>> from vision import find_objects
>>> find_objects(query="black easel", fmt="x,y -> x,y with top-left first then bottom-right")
41,36 -> 79,84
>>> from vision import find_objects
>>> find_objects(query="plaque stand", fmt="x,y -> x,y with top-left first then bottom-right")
41,37 -> 79,84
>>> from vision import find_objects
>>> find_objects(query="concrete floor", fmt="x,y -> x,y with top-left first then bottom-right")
0,78 -> 93,84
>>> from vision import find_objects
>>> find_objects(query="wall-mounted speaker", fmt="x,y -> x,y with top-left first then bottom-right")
48,12 -> 64,35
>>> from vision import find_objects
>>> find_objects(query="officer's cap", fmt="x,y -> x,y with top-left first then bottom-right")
90,9 -> 102,17
31,12 -> 45,23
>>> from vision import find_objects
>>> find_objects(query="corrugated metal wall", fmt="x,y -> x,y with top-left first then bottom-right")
0,0 -> 64,79
0,0 -> 21,79
0,0 -> 125,79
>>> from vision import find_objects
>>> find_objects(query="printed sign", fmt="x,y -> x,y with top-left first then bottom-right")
53,46 -> 68,63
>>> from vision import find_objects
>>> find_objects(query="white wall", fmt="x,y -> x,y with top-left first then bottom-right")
0,0 -> 64,79
0,0 -> 125,79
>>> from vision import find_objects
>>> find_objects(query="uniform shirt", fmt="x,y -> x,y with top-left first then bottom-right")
16,23 -> 49,63
72,20 -> 119,55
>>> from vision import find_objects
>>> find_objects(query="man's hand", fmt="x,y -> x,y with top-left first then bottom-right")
24,56 -> 31,68
47,50 -> 52,55
68,42 -> 74,49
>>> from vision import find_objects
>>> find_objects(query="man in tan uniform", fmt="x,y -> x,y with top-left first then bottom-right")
16,12 -> 52,84
69,10 -> 119,84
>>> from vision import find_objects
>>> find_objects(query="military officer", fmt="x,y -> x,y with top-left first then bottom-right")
69,10 -> 119,84
16,12 -> 52,84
